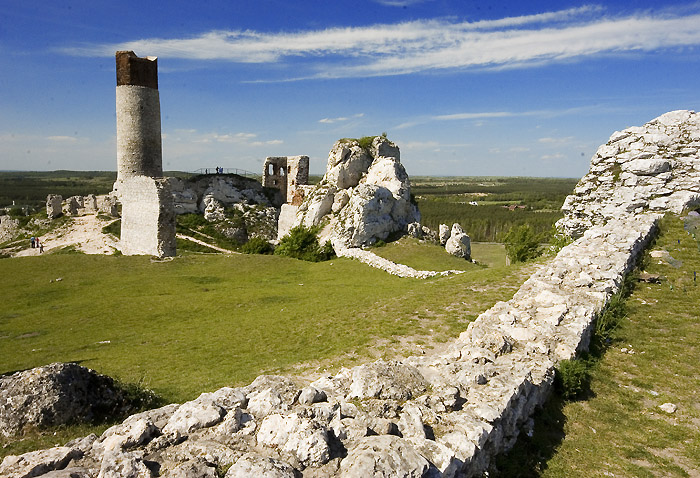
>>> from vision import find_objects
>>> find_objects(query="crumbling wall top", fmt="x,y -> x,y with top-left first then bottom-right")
116,51 -> 158,89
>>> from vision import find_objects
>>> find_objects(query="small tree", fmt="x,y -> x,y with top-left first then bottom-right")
274,225 -> 335,262
503,224 -> 542,263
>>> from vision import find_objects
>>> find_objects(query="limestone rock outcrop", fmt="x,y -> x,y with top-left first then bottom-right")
444,223 -> 471,260
282,136 -> 420,247
0,363 -> 131,437
169,175 -> 281,216
557,110 -> 700,238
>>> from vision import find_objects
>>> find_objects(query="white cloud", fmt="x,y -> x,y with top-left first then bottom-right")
61,6 -> 700,80
319,113 -> 364,124
541,153 -> 566,160
46,135 -> 78,143
538,136 -> 574,144
374,0 -> 433,6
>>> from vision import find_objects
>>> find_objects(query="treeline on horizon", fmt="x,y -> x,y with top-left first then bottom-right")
413,177 -> 578,242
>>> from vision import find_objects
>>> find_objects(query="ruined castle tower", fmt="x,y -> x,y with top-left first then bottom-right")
114,51 -> 175,257
262,155 -> 309,204
115,51 -> 162,181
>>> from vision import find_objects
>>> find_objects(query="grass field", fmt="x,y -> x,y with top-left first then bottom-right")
494,215 -> 700,477
0,244 -> 535,458
0,248 -> 532,403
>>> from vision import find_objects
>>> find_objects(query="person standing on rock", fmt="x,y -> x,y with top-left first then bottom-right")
30,236 -> 35,248
39,240 -> 44,253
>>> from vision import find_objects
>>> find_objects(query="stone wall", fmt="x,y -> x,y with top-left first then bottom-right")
557,110 -> 700,238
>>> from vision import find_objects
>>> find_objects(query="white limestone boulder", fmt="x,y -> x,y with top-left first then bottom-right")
445,223 -> 471,259
256,413 -> 330,467
225,453 -> 297,478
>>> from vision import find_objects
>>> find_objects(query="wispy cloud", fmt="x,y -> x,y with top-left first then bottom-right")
61,6 -> 700,80
538,136 -> 574,144
394,105 -> 610,129
373,0 -> 433,6
169,129 -> 282,147
319,113 -> 364,124
46,135 -> 79,143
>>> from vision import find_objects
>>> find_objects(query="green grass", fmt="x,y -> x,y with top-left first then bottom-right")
369,237 -> 507,270
494,215 -> 700,477
0,250 -> 532,403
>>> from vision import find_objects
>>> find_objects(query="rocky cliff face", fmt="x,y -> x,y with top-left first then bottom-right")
557,110 -> 700,238
285,136 -> 420,248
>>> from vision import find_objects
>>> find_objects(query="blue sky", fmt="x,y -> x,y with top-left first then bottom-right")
1,1 -> 699,177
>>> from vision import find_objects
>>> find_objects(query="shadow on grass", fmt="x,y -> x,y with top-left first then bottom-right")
491,394 -> 568,477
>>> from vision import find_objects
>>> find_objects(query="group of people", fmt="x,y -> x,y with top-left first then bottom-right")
204,167 -> 225,174
30,236 -> 44,253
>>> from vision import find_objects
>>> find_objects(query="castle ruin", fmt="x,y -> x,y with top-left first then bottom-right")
262,155 -> 309,205
114,51 -> 176,257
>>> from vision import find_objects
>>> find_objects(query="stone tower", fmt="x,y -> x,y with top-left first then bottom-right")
115,51 -> 163,181
114,51 -> 175,257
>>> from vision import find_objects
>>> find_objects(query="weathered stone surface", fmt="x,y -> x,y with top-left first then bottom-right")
439,224 -> 450,245
118,176 -> 176,257
97,450 -> 152,478
166,458 -> 218,478
0,215 -> 20,243
338,435 -> 430,478
0,447 -> 81,478
162,396 -> 226,438
348,360 -> 428,401
558,110 -> 700,238
445,223 -> 471,259
225,452 -> 297,478
0,363 -> 128,437
257,412 -> 330,467
47,195 -> 63,219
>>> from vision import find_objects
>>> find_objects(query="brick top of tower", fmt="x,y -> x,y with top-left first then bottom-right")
116,51 -> 158,89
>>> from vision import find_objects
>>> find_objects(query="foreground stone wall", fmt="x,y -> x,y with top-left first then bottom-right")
0,215 -> 659,478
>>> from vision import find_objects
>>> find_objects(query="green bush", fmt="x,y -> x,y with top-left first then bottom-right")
555,358 -> 590,400
241,237 -> 273,255
102,219 -> 121,238
8,207 -> 26,218
177,213 -> 208,230
503,224 -> 542,263
594,290 -> 627,344
274,225 -> 335,262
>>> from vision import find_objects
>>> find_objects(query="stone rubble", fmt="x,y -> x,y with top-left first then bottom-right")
3,111 -> 699,477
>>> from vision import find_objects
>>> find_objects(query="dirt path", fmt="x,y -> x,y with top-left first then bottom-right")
14,215 -> 119,257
